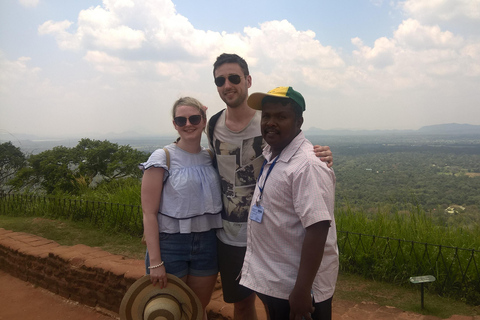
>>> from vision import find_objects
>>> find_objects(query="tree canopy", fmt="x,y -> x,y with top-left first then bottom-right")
0,142 -> 26,193
7,139 -> 148,195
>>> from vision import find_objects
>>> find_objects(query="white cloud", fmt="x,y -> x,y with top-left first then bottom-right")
38,20 -> 80,50
0,52 -> 81,136
401,0 -> 480,23
4,0 -> 480,137
350,17 -> 478,93
244,20 -> 346,89
103,0 -> 135,10
0,53 -> 44,96
461,43 -> 480,76
18,0 -> 39,8
78,5 -> 146,50
38,0 -> 351,89
370,0 -> 385,6
37,0 -> 348,88
36,0 -> 226,65
394,19 -> 463,49
0,50 -> 178,137
352,36 -> 396,69
83,51 -> 134,74
38,6 -> 146,51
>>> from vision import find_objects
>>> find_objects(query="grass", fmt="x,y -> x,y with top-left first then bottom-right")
335,273 -> 479,318
0,215 -> 145,260
335,203 -> 480,249
1,215 -> 479,318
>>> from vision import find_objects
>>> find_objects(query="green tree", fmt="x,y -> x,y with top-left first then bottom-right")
10,146 -> 79,194
74,138 -> 146,184
9,139 -> 147,195
0,142 -> 26,193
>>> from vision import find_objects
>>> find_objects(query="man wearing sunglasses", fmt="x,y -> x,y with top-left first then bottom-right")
208,53 -> 333,320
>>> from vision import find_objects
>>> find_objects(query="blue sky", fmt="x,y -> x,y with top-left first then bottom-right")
1,0 -> 479,138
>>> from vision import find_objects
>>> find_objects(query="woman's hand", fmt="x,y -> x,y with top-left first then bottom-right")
149,265 -> 168,289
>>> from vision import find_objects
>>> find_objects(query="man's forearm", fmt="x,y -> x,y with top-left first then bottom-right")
294,221 -> 330,290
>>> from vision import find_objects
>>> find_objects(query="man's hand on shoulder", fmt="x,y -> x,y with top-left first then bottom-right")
313,145 -> 333,168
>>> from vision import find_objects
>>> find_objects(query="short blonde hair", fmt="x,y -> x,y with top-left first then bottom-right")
172,97 -> 206,120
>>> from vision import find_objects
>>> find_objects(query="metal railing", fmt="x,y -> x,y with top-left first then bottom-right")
0,194 -> 143,236
1,194 -> 479,304
338,231 -> 480,304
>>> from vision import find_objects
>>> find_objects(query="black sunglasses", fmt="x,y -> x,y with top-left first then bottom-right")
214,74 -> 242,87
174,115 -> 202,127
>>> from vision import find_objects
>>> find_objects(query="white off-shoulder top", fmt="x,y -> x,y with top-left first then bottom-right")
139,143 -> 223,234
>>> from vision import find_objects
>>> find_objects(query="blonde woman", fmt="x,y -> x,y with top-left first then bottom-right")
140,97 -> 223,320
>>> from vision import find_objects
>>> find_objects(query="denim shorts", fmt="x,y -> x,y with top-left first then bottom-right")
145,229 -> 218,278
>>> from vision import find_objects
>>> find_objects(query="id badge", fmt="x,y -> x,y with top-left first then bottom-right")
250,204 -> 264,223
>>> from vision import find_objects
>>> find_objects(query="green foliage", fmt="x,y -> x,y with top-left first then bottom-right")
74,138 -> 119,185
4,134 -> 480,304
335,204 -> 480,249
8,138 -> 148,195
74,138 -> 146,184
335,205 -> 480,305
0,141 -> 26,193
0,194 -> 143,236
9,146 -> 79,194
0,216 -> 145,260
334,151 -> 480,210
80,177 -> 141,205
2,193 -> 479,304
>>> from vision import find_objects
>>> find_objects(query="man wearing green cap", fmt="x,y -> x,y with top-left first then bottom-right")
208,54 -> 334,320
240,87 -> 338,320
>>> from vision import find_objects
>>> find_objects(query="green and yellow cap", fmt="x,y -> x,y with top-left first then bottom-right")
247,86 -> 306,111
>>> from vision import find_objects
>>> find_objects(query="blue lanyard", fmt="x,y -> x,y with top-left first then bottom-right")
257,154 -> 280,201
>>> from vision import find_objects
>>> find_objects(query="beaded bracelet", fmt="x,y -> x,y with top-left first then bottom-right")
148,261 -> 165,269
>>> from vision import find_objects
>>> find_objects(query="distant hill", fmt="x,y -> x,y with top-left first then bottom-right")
417,123 -> 480,135
3,123 -> 480,150
305,123 -> 480,136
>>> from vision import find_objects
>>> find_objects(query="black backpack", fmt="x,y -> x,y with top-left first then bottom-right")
207,109 -> 225,169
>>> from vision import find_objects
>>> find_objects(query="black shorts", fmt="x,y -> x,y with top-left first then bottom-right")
217,239 -> 254,303
256,293 -> 332,320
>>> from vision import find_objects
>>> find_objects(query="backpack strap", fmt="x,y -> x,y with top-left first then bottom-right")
208,109 -> 224,148
163,147 -> 170,170
207,109 -> 225,169
207,149 -> 214,159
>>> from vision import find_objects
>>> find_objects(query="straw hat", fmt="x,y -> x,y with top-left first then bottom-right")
120,274 -> 203,320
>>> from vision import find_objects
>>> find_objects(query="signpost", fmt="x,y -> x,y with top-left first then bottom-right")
409,275 -> 436,309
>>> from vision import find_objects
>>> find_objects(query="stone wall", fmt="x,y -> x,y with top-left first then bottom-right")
0,228 -> 144,314
0,228 -> 269,319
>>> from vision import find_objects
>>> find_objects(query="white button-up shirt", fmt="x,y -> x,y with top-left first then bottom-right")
240,132 -> 338,302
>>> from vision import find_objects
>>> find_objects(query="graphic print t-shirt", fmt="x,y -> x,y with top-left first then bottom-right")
209,110 -> 265,247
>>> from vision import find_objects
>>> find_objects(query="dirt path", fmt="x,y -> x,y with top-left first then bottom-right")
0,228 -> 476,320
2,269 -> 472,320
0,270 -> 116,320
